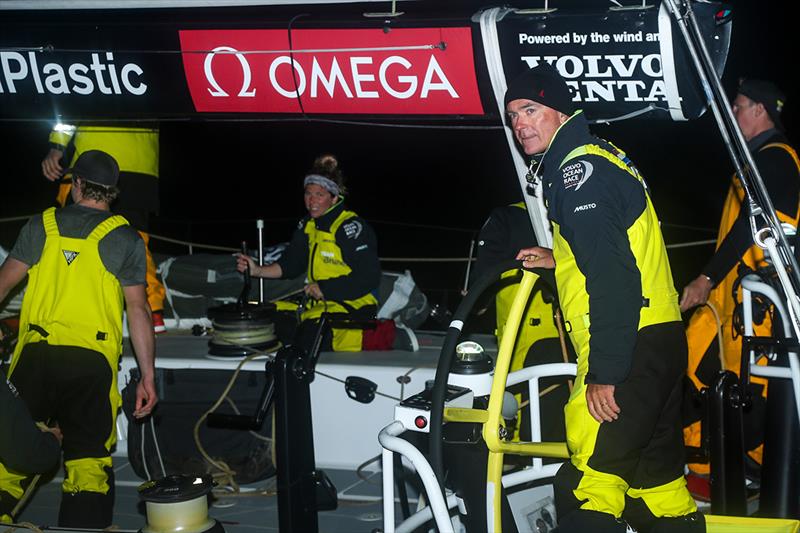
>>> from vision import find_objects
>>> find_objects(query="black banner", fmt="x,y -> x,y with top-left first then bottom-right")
496,2 -> 731,122
0,16 -> 194,121
0,2 -> 731,123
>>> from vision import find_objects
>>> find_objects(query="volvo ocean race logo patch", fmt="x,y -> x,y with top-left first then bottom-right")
343,220 -> 363,239
562,160 -> 593,191
62,250 -> 79,265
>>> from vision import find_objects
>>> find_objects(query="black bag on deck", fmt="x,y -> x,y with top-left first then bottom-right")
157,252 -> 304,319
121,367 -> 275,484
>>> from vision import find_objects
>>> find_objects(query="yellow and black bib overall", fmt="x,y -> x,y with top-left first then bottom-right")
495,204 -> 561,373
542,113 -> 699,531
299,209 -> 378,351
685,142 -> 800,474
492,204 -> 563,441
0,208 -> 127,526
50,125 -> 165,314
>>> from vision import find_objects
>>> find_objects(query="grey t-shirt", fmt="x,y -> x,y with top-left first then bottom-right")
10,204 -> 146,286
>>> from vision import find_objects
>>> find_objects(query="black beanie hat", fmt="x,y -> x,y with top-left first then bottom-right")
504,63 -> 576,116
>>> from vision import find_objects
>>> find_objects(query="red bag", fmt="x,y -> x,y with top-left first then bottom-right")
361,319 -> 397,351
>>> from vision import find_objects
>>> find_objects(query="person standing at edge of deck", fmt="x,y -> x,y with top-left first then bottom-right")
509,63 -> 703,532
680,79 -> 800,483
0,150 -> 157,527
41,123 -> 168,334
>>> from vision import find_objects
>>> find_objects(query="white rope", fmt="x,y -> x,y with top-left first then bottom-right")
150,416 -> 167,478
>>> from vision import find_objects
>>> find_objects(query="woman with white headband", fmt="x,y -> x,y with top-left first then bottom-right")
237,154 -> 381,352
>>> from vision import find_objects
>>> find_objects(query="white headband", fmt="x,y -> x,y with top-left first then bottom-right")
304,174 -> 340,197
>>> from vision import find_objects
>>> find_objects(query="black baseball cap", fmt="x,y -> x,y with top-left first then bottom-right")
738,78 -> 786,130
504,62 -> 577,116
65,150 -> 120,187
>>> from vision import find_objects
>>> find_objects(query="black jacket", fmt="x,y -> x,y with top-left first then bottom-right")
471,202 -> 537,285
277,201 -> 381,301
540,112 -> 675,384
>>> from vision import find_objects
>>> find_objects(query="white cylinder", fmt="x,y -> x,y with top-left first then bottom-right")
142,494 -> 216,533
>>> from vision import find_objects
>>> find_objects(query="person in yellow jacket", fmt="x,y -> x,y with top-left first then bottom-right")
471,202 -> 571,442
680,79 -> 800,480
509,64 -> 702,532
237,154 -> 381,352
41,124 -> 167,333
0,150 -> 158,527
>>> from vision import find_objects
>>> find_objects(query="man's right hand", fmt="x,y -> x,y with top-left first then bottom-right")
42,148 -> 65,181
680,275 -> 714,312
516,246 -> 555,269
236,253 -> 256,275
134,376 -> 158,419
37,422 -> 63,444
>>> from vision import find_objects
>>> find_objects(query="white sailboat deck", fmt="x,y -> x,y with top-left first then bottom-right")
7,328 -> 498,532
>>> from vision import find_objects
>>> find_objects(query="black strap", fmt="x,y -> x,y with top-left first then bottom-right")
28,324 -> 49,338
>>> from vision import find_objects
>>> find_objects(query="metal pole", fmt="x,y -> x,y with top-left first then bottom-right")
257,219 -> 265,304
477,7 -> 553,248
382,446 -> 396,533
683,3 -> 800,295
664,0 -> 800,325
462,237 -> 475,294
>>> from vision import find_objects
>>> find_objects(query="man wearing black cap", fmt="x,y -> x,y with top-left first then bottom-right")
42,125 -> 167,334
681,79 -> 800,479
0,150 -> 158,527
509,64 -> 702,532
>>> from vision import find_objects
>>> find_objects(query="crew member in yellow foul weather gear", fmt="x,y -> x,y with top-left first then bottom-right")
0,151 -> 158,528
681,79 -> 800,478
41,124 -> 168,333
471,202 -> 573,442
509,64 -> 703,533
237,154 -> 381,352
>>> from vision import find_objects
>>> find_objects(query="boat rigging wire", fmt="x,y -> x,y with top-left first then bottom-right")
0,115 -> 505,130
0,214 -> 721,259
315,368 -> 401,402
0,44 -> 445,55
287,13 -> 310,119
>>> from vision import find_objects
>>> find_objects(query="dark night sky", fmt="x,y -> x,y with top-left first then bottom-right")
1,0 -> 797,303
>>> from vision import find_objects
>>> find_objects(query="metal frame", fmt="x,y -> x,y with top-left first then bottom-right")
741,276 -> 800,426
380,269 -> 575,533
662,0 -> 800,339
380,0 -> 800,529
379,361 -> 577,533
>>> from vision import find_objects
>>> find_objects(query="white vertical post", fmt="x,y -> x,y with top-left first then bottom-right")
743,285 -> 754,365
257,219 -> 264,303
478,7 -> 553,248
382,447 -> 396,533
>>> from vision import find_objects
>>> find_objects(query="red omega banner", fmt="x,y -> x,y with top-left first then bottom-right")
179,27 -> 484,115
